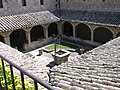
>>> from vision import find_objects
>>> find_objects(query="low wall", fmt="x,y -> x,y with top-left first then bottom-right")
62,35 -> 101,46
24,37 -> 53,51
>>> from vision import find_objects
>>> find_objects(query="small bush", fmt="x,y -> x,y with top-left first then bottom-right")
0,60 -> 34,90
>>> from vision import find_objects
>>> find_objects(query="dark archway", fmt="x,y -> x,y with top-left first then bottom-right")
48,23 -> 58,37
10,29 -> 26,51
0,35 -> 4,43
116,32 -> 120,37
94,27 -> 113,44
75,23 -> 91,40
63,22 -> 73,36
31,25 -> 44,42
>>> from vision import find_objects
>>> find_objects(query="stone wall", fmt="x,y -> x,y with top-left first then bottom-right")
59,0 -> 120,12
0,0 -> 56,16
1,0 -> 120,16
24,37 -> 53,51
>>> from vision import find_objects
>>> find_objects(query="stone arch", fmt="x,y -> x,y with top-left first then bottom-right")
63,22 -> 73,36
10,29 -> 27,51
0,35 -> 4,43
48,22 -> 58,37
31,25 -> 44,42
75,23 -> 91,40
94,27 -> 113,44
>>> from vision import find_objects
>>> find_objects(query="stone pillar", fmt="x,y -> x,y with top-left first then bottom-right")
44,27 -> 48,38
91,30 -> 94,43
25,31 -> 31,44
113,34 -> 116,39
57,22 -> 62,35
73,26 -> 76,38
4,36 -> 10,46
71,22 -> 79,38
113,33 -> 117,39
24,27 -> 32,44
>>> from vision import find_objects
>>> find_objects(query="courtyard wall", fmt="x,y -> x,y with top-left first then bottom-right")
59,0 -> 120,12
0,0 -> 56,16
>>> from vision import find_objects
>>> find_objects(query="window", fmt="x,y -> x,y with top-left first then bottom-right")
22,0 -> 26,6
40,0 -> 44,5
55,4 -> 57,7
0,0 -> 3,8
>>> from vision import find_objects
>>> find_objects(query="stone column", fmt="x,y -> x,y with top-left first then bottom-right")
44,27 -> 48,38
91,30 -> 94,43
73,26 -> 76,38
24,27 -> 32,44
113,34 -> 116,39
25,31 -> 31,44
57,22 -> 62,35
4,36 -> 10,46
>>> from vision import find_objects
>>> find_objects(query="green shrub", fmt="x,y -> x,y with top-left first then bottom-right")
0,60 -> 34,90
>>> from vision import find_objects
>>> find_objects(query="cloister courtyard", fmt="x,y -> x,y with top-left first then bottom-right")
0,10 -> 120,52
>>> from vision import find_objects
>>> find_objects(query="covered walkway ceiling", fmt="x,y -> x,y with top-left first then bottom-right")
0,11 -> 60,32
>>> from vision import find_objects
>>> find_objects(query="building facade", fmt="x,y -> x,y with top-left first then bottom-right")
0,0 -> 120,51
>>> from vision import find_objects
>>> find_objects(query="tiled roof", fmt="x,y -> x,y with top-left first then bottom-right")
0,11 -> 60,32
50,37 -> 120,90
53,10 -> 120,26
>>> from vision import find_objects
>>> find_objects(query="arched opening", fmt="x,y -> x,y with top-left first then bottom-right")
10,29 -> 27,51
75,23 -> 91,40
0,35 -> 4,43
63,22 -> 73,36
31,25 -> 44,42
94,27 -> 113,44
48,23 -> 58,37
116,32 -> 120,37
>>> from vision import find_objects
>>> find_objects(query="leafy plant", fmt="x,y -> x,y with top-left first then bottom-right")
0,60 -> 34,90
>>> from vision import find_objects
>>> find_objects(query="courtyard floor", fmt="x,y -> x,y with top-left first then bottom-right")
25,46 -> 78,82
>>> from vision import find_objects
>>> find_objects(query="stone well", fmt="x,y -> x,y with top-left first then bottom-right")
51,49 -> 71,65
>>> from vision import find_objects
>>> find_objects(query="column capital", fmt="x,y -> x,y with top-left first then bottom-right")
42,24 -> 50,29
0,31 -> 12,37
25,30 -> 31,34
24,27 -> 32,32
70,21 -> 79,27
